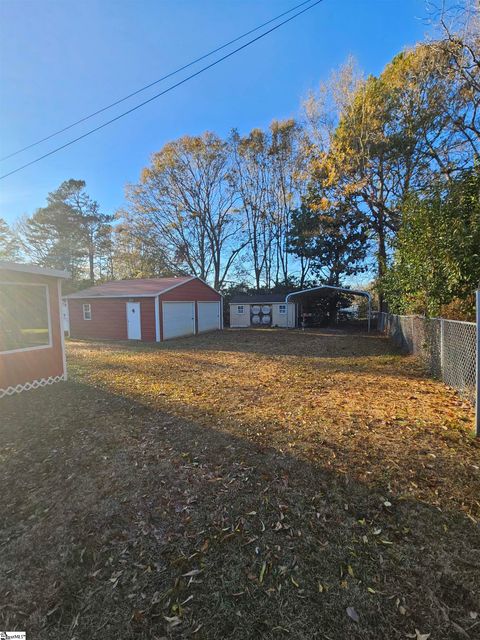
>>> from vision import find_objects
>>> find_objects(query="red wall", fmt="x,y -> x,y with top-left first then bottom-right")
0,270 -> 65,390
160,278 -> 221,302
69,297 -> 156,342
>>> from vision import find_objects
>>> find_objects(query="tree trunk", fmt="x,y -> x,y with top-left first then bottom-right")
89,247 -> 95,284
377,223 -> 387,311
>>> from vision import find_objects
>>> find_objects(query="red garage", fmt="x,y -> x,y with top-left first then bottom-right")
0,262 -> 68,398
66,276 -> 222,342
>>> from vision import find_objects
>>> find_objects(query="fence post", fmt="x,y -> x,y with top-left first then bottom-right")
440,318 -> 445,380
476,290 -> 479,437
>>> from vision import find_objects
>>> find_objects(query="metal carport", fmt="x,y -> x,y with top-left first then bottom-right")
285,285 -> 372,332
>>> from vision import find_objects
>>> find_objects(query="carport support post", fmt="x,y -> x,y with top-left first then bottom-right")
367,295 -> 371,333
476,289 -> 479,437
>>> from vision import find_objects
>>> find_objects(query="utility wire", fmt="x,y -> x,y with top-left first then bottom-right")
1,0 -> 316,162
0,0 -> 323,180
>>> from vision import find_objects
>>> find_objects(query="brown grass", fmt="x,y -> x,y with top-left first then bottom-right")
1,328 -> 479,639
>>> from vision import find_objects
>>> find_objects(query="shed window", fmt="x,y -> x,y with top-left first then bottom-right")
237,305 -> 245,314
83,303 -> 92,320
279,304 -> 287,314
0,283 -> 51,353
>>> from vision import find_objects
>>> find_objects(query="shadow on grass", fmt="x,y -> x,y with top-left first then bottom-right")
68,328 -> 399,360
1,380 -> 479,640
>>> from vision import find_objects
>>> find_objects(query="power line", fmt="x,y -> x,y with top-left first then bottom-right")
1,0 -> 316,162
0,0 -> 323,181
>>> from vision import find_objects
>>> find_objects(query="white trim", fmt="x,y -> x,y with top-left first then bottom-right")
0,374 -> 66,399
155,295 -> 160,342
278,304 -> 287,314
82,303 -> 92,320
0,281 -> 53,355
58,279 -> 68,381
236,304 -> 245,314
0,261 -> 69,279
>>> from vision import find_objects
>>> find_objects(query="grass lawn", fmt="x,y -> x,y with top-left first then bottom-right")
1,328 -> 479,639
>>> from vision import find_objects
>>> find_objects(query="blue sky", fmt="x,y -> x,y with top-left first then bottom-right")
0,0 -> 438,224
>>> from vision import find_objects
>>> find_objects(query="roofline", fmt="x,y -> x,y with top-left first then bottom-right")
192,277 -> 223,297
0,261 -> 69,279
285,285 -> 371,302
65,275 -> 222,300
65,293 -> 158,299
229,300 -> 291,305
157,275 -> 197,297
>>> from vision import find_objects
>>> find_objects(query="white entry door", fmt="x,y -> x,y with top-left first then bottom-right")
163,302 -> 195,340
198,301 -> 220,333
126,302 -> 141,339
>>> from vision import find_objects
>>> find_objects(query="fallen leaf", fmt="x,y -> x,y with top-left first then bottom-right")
346,606 -> 359,623
259,561 -> 267,584
182,569 -> 202,577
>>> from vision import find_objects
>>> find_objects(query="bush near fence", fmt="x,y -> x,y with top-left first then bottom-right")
378,312 -> 477,405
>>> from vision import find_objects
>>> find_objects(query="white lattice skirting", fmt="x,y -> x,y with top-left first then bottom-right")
0,374 -> 66,399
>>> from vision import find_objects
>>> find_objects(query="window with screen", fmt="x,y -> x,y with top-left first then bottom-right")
0,283 -> 51,353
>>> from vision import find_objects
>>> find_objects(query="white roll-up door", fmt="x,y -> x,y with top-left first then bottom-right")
162,302 -> 195,340
198,301 -> 220,333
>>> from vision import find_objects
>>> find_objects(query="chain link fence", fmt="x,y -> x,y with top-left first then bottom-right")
378,312 -> 477,405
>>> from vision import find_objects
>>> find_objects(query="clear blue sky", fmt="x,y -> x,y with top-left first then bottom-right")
0,0 -> 438,224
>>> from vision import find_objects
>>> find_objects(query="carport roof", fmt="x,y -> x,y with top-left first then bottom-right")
66,276 -> 195,298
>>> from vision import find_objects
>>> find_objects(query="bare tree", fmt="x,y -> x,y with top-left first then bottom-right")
126,133 -> 246,290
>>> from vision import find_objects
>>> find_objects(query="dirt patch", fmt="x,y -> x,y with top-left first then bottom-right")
1,329 -> 478,639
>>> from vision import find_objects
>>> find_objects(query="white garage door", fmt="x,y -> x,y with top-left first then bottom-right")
198,301 -> 220,333
163,302 -> 195,340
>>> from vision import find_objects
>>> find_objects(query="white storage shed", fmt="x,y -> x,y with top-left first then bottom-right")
229,294 -> 296,328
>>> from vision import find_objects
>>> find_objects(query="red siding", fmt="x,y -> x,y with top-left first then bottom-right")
160,278 -> 221,302
0,270 -> 65,390
69,297 -> 156,342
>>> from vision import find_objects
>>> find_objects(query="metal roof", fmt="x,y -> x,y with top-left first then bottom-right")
66,276 -> 195,298
286,285 -> 371,300
230,294 -> 287,304
0,261 -> 69,279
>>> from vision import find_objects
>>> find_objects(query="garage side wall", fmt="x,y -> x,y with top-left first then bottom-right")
69,297 -> 156,342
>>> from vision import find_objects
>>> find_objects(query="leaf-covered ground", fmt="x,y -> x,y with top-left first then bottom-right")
1,328 -> 479,639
